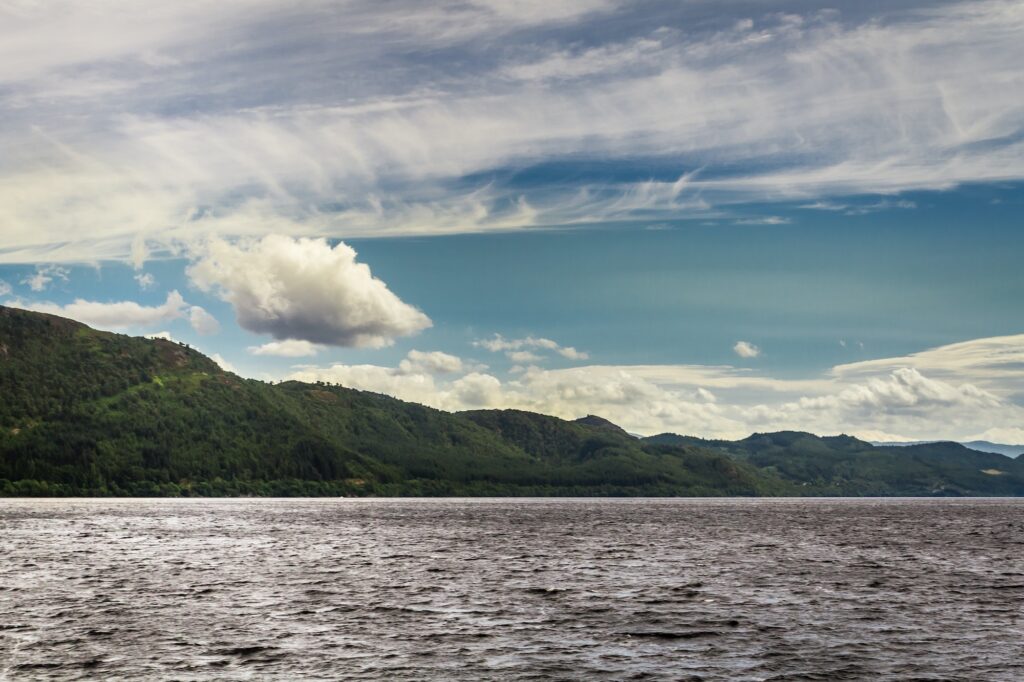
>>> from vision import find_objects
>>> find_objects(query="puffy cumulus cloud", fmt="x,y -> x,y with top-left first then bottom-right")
449,373 -> 504,408
287,349 -> 473,404
187,236 -> 431,348
557,346 -> 589,361
286,333 -> 1024,443
249,340 -> 324,357
733,341 -> 760,358
10,291 -> 189,331
289,362 -> 443,407
188,306 -> 220,335
475,334 -> 589,362
210,353 -> 237,374
745,368 -> 1020,446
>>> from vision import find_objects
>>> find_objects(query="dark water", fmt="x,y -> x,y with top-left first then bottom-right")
1,499 -> 1022,681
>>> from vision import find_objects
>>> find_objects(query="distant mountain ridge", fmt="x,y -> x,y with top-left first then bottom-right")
873,440 -> 1024,459
2,304 -> 1023,497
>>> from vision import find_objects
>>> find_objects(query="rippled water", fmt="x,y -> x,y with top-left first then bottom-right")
1,498 -> 1022,680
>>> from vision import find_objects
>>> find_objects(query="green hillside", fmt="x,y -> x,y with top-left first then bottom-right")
1,304 -> 1021,497
0,305 -> 783,496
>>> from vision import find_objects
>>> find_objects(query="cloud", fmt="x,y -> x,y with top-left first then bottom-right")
249,339 -> 324,358
557,346 -> 589,360
210,353 -> 237,373
475,334 -> 589,362
800,199 -> 917,215
506,350 -> 544,364
188,305 -> 220,335
733,341 -> 761,358
1,1 -> 1022,262
289,352 -> 453,406
134,272 -> 155,289
831,333 -> 1024,397
21,265 -> 69,291
10,291 -> 189,331
735,216 -> 791,225
399,350 -> 464,375
187,235 -> 431,348
285,332 -> 1024,443
499,36 -> 664,82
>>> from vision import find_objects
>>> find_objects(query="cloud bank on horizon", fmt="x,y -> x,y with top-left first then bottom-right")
0,0 -> 1022,262
289,334 -> 1024,445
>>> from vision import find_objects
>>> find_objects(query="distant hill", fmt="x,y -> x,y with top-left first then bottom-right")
874,440 -> 1024,459
648,431 -> 1024,496
2,304 -> 1023,497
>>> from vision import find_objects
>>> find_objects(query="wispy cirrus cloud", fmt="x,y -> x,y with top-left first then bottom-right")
475,334 -> 589,362
0,1 -> 1022,263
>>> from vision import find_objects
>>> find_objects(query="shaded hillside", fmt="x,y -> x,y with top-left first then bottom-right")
645,431 -> 1024,496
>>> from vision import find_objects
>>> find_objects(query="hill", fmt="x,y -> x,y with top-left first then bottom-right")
646,431 -> 1024,496
873,439 -> 1024,459
0,305 -> 783,497
2,304 -> 1022,497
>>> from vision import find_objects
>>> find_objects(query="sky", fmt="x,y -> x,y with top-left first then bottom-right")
1,0 -> 1023,443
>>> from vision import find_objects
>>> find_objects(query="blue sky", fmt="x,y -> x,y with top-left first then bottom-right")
1,0 -> 1023,442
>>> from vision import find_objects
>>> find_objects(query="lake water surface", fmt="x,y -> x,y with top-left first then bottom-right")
1,498 -> 1022,680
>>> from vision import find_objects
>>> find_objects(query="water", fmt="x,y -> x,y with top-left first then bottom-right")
1,498 -> 1022,680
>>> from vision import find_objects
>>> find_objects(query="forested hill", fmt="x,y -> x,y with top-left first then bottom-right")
2,304 -> 1022,497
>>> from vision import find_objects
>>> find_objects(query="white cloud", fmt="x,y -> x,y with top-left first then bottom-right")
476,334 -> 589,362
831,333 -> 1024,397
10,290 -> 189,331
0,1 -> 1022,262
210,353 -> 237,373
399,350 -> 464,375
187,235 -> 431,348
733,341 -> 761,358
799,199 -> 917,215
557,346 -> 589,360
735,216 -> 791,225
145,330 -> 176,341
134,272 -> 156,289
499,37 -> 664,82
21,265 -> 69,291
188,305 -> 220,335
506,350 -> 544,363
449,372 -> 504,407
249,339 -> 324,357
286,332 -> 1024,443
